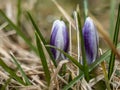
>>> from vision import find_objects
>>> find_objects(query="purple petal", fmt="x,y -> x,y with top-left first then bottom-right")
50,20 -> 69,60
82,17 -> 99,64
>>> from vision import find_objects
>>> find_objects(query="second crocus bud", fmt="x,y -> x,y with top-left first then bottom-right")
50,20 -> 69,61
82,17 -> 99,64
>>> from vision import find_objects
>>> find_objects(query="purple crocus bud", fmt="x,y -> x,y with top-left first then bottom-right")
50,20 -> 69,61
82,17 -> 99,64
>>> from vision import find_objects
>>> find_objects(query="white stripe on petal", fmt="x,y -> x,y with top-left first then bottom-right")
55,27 -> 65,60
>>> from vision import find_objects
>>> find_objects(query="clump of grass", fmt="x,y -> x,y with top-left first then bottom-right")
0,0 -> 120,90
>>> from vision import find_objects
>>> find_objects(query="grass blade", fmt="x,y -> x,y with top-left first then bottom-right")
101,61 -> 111,90
77,11 -> 89,81
0,58 -> 26,85
26,12 -> 46,45
63,73 -> 83,90
73,11 -> 81,76
0,10 -> 37,53
10,53 -> 31,85
17,0 -> 21,26
63,43 -> 120,90
26,11 -> 57,67
46,45 -> 83,71
35,32 -> 51,85
109,0 -> 116,39
108,4 -> 120,79
83,0 -> 88,19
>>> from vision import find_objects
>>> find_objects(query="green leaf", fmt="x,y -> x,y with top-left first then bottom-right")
0,10 -> 37,53
35,32 -> 51,85
26,11 -> 57,67
0,58 -> 26,85
10,53 -> 31,85
108,4 -> 120,79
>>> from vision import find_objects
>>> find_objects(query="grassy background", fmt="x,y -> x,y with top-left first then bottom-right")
0,0 -> 120,90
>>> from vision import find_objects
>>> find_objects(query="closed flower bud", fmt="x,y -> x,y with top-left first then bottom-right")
82,17 -> 99,64
50,20 -> 69,61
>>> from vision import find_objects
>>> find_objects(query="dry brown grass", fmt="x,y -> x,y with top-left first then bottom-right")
0,0 -> 120,90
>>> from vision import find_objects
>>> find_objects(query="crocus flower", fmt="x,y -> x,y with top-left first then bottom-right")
50,20 -> 69,61
82,17 -> 99,64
